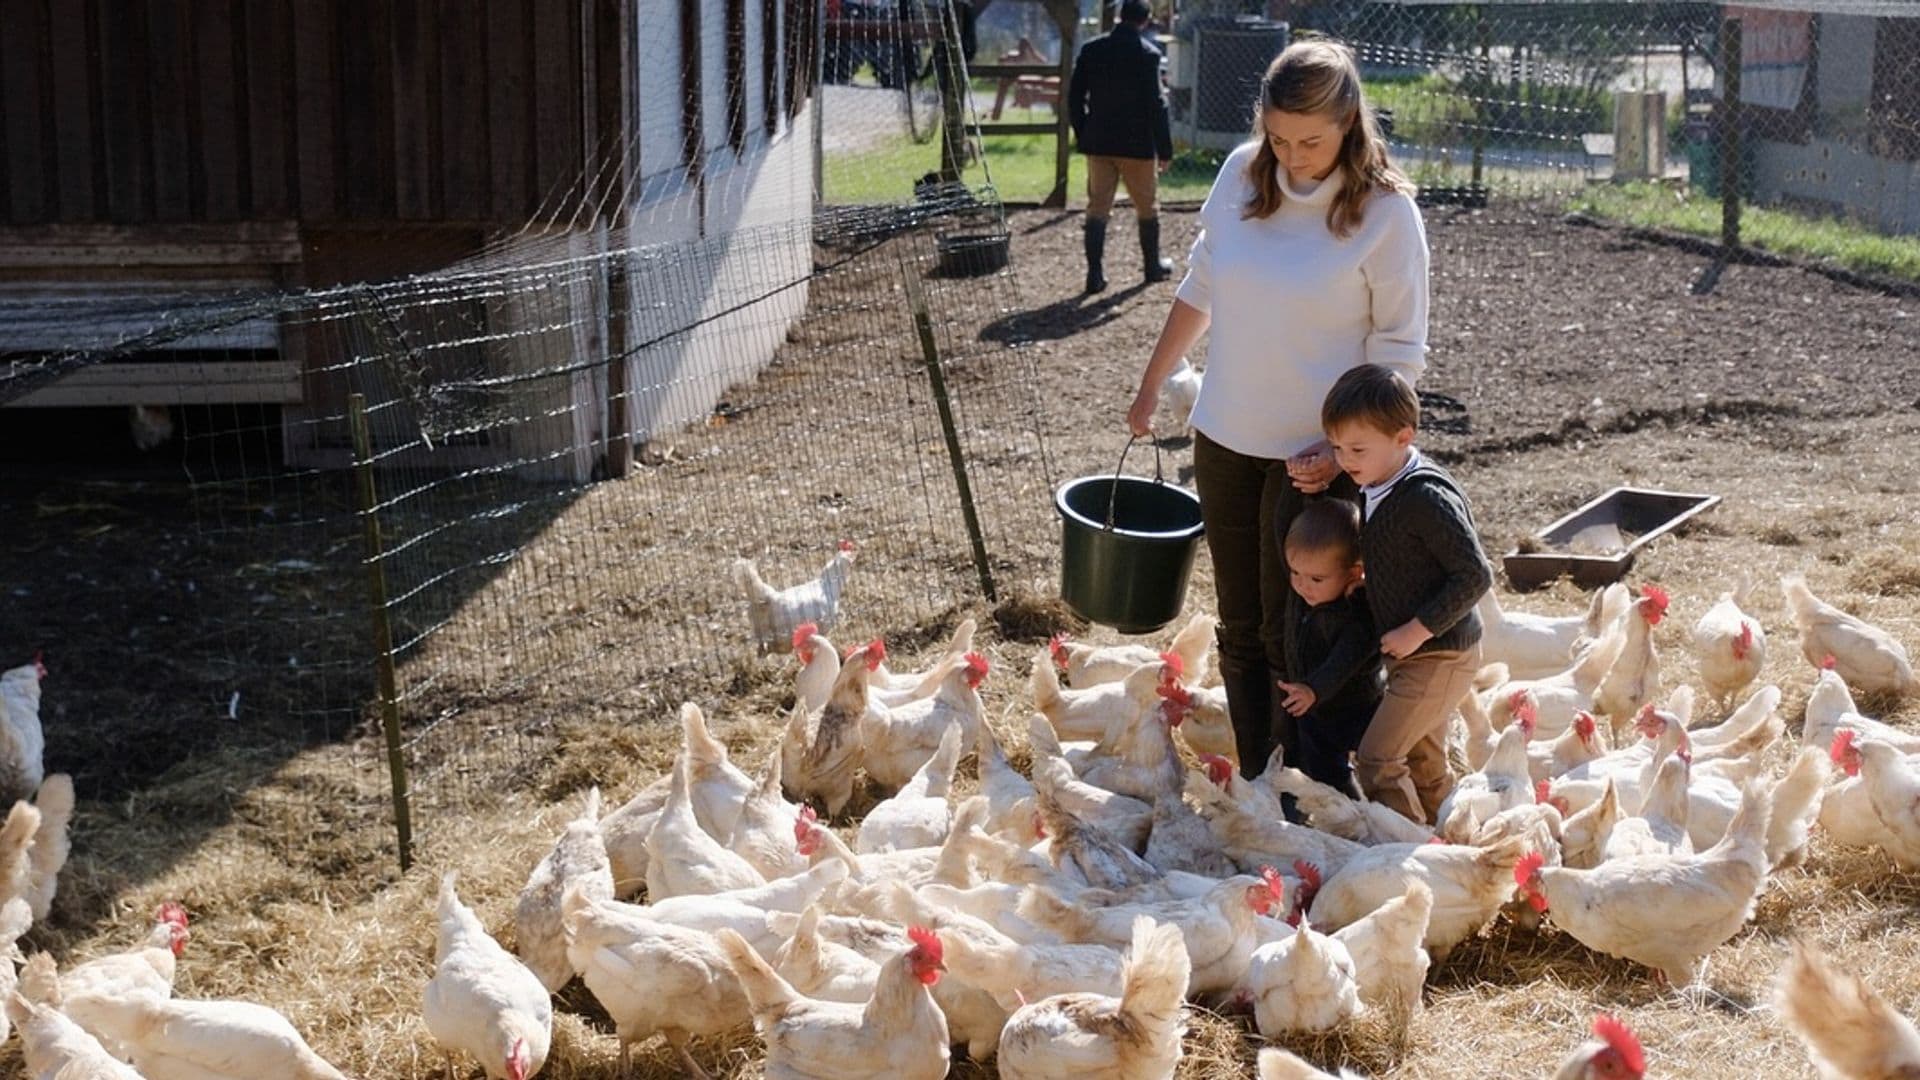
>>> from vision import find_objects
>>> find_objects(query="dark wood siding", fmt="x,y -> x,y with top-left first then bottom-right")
0,0 -> 624,229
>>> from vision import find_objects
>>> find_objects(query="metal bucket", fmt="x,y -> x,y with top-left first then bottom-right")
1055,437 -> 1205,634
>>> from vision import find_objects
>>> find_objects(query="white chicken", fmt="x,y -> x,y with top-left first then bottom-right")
1248,919 -> 1361,1035
1331,878 -> 1431,1019
1691,573 -> 1767,710
976,721 -> 1039,842
639,860 -> 850,961
61,901 -> 191,1058
931,905 -> 1125,1013
727,751 -> 810,881
862,652 -> 989,791
1775,938 -> 1920,1080
1591,584 -> 1669,730
0,798 -> 40,910
1031,653 -> 1179,743
1480,616 -> 1626,741
1601,750 -> 1693,861
1304,835 -> 1530,960
561,884 -> 750,1077
1783,574 -> 1917,695
782,642 -> 880,817
996,916 -> 1189,1080
1476,588 -> 1590,681
1514,780 -> 1771,987
1552,1014 -> 1648,1080
1029,734 -> 1154,850
1435,707 -> 1536,842
1803,666 -> 1920,757
0,655 -> 46,806
0,897 -> 29,1038
81,993 -> 351,1080
1032,780 -> 1162,892
645,752 -> 765,900
600,702 -> 756,896
1831,732 -> 1920,869
770,904 -> 882,1003
1046,612 -> 1215,689
1268,767 -> 1435,846
1257,1046 -> 1365,1080
515,786 -> 614,993
1019,872 -> 1281,996
857,722 -> 961,854
9,953 -> 145,1080
1160,355 -> 1203,436
1765,745 -> 1829,871
24,772 -> 72,921
717,924 -> 950,1080
425,873 -> 552,1080
733,540 -> 857,654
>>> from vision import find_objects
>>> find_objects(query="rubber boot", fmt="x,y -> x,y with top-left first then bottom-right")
1083,218 -> 1109,294
1216,651 -> 1275,783
1140,216 -> 1174,282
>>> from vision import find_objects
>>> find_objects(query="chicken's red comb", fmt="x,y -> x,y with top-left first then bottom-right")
1291,859 -> 1322,895
1513,850 -> 1545,889
1535,780 -> 1553,806
1821,654 -> 1838,671
1574,711 -> 1596,739
837,539 -> 856,554
1507,687 -> 1531,710
965,652 -> 990,678
1591,1014 -> 1645,1074
864,640 -> 887,669
792,622 -> 819,652
156,901 -> 189,928
1830,728 -> 1856,762
1200,754 -> 1234,788
1638,584 -> 1670,623
907,924 -> 943,961
1048,634 -> 1070,668
1158,652 -> 1185,680
31,650 -> 46,679
800,804 -> 818,824
1259,865 -> 1285,900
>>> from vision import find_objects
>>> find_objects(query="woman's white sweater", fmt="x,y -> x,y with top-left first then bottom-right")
1174,142 -> 1429,460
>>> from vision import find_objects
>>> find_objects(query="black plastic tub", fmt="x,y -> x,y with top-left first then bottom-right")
934,232 -> 1010,277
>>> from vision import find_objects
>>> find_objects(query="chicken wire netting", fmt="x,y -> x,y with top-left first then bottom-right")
0,1 -> 1046,874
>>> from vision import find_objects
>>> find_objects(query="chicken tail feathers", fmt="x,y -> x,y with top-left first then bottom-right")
16,952 -> 58,1007
1120,916 -> 1191,1039
1166,614 -> 1218,685
717,927 -> 801,1019
1029,653 -> 1064,717
1776,939 -> 1920,1079
681,703 -> 730,773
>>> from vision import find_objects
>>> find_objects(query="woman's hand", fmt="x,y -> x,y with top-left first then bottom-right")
1127,388 -> 1159,438
1286,440 -> 1340,493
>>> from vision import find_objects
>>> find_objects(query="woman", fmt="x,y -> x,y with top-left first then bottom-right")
1126,40 -> 1429,778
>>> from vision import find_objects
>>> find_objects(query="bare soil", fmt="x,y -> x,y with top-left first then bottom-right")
2,202 -> 1918,1078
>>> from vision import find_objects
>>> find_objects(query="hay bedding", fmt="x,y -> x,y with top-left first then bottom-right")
1,207 -> 1919,1077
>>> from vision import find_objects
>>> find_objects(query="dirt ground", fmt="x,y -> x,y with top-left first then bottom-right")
3,200 -> 1920,1079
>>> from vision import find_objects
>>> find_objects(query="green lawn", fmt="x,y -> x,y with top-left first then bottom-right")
1570,182 -> 1920,282
823,123 -> 1222,206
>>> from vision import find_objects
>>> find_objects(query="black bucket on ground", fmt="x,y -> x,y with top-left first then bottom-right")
1055,438 -> 1205,635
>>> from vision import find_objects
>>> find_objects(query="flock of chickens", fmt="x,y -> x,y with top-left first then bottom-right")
3,537 -> 1920,1078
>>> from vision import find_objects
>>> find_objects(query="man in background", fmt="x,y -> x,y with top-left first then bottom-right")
1068,0 -> 1175,294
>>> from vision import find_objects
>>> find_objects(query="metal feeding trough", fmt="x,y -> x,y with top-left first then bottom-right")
1502,486 -> 1721,591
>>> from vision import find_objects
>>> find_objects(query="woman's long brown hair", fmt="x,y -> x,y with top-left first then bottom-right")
1242,40 -> 1410,236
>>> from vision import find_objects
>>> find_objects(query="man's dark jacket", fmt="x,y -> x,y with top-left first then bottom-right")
1068,23 -> 1174,161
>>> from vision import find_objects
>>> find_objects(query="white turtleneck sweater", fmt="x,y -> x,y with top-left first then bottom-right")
1175,142 -> 1429,460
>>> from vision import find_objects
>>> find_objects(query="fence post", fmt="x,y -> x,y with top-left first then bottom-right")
906,273 -> 997,603
1472,6 -> 1488,188
1718,16 -> 1742,254
348,392 -> 415,873
938,32 -> 966,182
603,254 -> 632,480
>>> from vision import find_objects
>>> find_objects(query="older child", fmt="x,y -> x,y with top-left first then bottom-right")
1276,499 -> 1382,796
1322,363 -> 1492,823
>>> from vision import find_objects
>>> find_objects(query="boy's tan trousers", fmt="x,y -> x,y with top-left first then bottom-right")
1355,643 -> 1482,824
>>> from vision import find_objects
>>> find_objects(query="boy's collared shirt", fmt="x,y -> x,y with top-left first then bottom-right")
1361,446 -> 1424,521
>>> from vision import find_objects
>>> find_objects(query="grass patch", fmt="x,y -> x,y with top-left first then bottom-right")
826,128 -> 1222,206
1570,181 -> 1920,282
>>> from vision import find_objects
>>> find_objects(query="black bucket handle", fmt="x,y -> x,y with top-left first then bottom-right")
1104,435 -> 1168,531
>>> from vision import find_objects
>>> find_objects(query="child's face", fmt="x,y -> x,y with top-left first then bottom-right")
1327,420 -> 1414,488
1287,546 -> 1360,606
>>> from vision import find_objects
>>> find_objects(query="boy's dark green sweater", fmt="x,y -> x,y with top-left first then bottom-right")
1360,457 -> 1493,656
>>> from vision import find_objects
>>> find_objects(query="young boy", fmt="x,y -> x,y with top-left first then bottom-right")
1321,363 -> 1493,824
1275,499 -> 1382,796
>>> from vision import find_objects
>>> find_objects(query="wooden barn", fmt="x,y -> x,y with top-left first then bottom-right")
0,0 -> 821,480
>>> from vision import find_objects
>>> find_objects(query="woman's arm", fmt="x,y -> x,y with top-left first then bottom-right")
1361,193 -> 1431,387
1127,298 -> 1210,436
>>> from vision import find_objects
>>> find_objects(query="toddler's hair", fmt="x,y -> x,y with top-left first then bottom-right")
1322,363 -> 1418,436
1285,498 -> 1362,565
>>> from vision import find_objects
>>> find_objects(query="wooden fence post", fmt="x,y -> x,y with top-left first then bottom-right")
906,272 -> 997,603
348,392 -> 415,873
603,254 -> 632,480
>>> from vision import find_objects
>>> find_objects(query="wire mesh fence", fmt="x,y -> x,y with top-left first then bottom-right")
0,0 -> 1045,875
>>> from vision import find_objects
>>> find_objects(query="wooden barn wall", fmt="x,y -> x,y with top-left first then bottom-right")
0,0 -> 606,230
